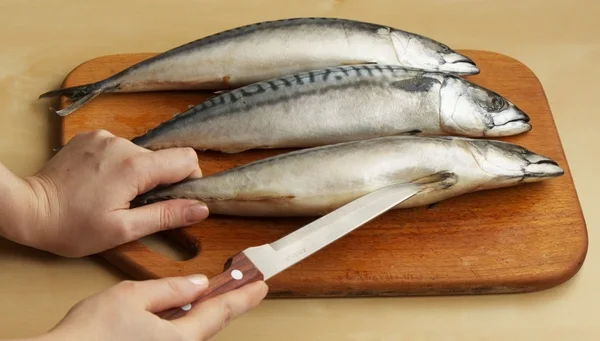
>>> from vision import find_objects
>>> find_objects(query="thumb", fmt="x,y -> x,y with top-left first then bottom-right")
174,281 -> 269,340
119,199 -> 209,240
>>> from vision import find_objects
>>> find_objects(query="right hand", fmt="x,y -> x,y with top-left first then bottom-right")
41,275 -> 268,341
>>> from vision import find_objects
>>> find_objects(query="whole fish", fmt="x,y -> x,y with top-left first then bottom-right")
130,64 -> 531,153
132,136 -> 563,217
38,17 -> 479,117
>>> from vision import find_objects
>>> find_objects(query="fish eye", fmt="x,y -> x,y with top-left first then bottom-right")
489,96 -> 506,111
439,43 -> 450,52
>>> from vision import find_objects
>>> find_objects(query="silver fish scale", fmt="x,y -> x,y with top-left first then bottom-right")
40,16 -> 479,117
123,18 -> 391,73
179,64 -> 430,118
129,63 -> 447,150
132,135 -> 563,217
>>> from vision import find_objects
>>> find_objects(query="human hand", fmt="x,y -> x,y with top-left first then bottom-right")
41,275 -> 268,341
21,129 -> 208,257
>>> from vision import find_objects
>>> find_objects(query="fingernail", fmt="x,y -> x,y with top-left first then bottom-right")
260,281 -> 269,296
186,274 -> 208,286
184,202 -> 209,224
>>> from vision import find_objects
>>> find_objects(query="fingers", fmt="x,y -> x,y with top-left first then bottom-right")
116,199 -> 209,240
188,166 -> 203,179
174,281 -> 269,340
112,275 -> 209,313
71,131 -> 203,191
121,147 -> 202,194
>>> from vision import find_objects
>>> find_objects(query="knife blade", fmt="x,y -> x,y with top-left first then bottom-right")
157,182 -> 423,319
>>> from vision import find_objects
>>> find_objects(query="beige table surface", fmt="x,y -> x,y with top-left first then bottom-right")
0,0 -> 598,339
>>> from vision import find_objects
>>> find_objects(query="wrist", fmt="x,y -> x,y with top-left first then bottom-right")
19,174 -> 57,250
2,176 -> 47,248
0,165 -> 39,246
0,163 -> 53,250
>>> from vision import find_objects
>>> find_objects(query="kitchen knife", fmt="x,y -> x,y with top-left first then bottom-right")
157,182 -> 423,320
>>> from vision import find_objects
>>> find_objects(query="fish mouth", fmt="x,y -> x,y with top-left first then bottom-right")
522,158 -> 564,181
486,109 -> 532,137
438,53 -> 480,75
486,118 -> 532,137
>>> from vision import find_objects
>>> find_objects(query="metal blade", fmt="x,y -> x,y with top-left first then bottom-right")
242,182 -> 423,280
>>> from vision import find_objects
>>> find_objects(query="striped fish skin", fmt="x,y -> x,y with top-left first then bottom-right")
131,135 -> 564,217
130,64 -> 530,153
38,17 -> 478,116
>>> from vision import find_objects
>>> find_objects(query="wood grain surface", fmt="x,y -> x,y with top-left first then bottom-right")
57,50 -> 588,297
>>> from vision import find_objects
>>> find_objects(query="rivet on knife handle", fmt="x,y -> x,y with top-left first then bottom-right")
157,252 -> 264,320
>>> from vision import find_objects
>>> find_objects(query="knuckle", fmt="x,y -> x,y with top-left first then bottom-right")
70,132 -> 86,141
164,277 -> 184,297
104,136 -> 127,149
118,223 -> 134,241
120,155 -> 150,186
159,206 -> 179,230
115,280 -> 138,295
111,134 -> 129,144
120,155 -> 139,173
91,129 -> 112,138
109,219 -> 134,242
71,129 -> 111,144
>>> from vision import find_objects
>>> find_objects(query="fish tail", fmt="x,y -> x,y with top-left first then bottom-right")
38,82 -> 117,117
38,83 -> 92,100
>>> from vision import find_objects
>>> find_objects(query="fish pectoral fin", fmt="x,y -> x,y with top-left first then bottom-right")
427,202 -> 440,209
396,129 -> 423,136
410,171 -> 458,192
390,77 -> 438,92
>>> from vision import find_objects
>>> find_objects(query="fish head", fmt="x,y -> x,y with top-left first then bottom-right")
439,76 -> 532,137
465,138 -> 564,188
389,31 -> 479,75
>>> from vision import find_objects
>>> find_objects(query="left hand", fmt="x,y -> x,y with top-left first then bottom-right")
21,129 -> 209,257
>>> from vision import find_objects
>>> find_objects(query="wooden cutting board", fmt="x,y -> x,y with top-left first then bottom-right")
57,50 -> 588,297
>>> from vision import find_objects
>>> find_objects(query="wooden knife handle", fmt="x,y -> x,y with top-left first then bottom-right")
156,252 -> 264,320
